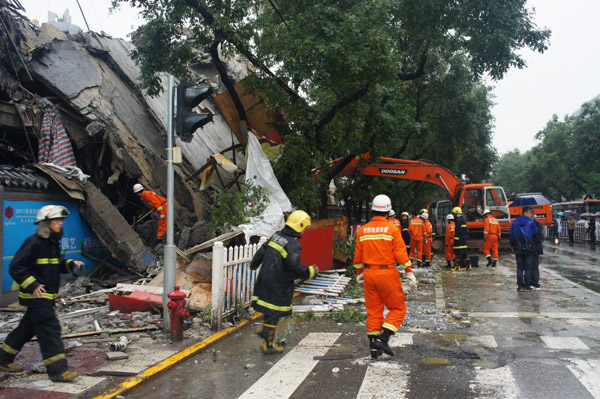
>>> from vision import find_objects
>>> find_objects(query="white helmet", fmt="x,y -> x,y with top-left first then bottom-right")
133,183 -> 144,193
483,209 -> 491,215
446,214 -> 454,220
421,212 -> 429,220
35,205 -> 70,224
389,209 -> 396,217
371,194 -> 392,212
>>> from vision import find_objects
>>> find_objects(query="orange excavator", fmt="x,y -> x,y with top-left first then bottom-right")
319,153 -> 511,246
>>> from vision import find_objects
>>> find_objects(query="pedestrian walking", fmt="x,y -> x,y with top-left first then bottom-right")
250,211 -> 319,354
531,218 -> 543,290
451,207 -> 470,271
509,206 -> 538,292
567,214 -> 576,246
354,195 -> 416,358
483,209 -> 501,267
133,183 -> 168,240
588,217 -> 596,250
445,214 -> 456,268
0,205 -> 82,381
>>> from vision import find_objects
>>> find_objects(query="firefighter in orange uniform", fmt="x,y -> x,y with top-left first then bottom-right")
388,210 -> 401,227
354,195 -> 416,358
483,209 -> 501,267
422,212 -> 433,267
408,212 -> 425,266
445,214 -> 455,268
133,184 -> 167,240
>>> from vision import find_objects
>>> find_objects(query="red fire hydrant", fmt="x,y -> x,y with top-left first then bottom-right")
167,286 -> 190,341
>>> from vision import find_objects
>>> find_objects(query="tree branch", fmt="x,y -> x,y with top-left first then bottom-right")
397,41 -> 430,81
315,84 -> 369,145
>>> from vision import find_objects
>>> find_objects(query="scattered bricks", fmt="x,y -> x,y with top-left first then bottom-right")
451,310 -> 463,319
460,320 -> 472,328
106,351 -> 129,360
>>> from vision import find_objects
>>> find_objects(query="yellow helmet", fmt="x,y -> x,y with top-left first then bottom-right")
452,207 -> 462,214
419,208 -> 427,215
286,210 -> 311,233
401,211 -> 409,217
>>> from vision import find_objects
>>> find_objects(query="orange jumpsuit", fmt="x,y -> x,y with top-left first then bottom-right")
388,217 -> 400,227
423,219 -> 433,262
445,221 -> 456,261
408,218 -> 425,262
483,215 -> 501,261
353,216 -> 413,335
141,190 -> 168,239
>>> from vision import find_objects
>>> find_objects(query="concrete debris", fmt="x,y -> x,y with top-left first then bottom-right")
106,351 -> 129,360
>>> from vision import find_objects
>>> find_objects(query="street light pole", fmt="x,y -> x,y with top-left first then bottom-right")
163,74 -> 176,333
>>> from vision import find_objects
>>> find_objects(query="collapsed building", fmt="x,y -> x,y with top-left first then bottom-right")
0,1 -> 289,305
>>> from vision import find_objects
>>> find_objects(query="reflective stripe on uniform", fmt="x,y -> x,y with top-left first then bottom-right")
268,241 -> 288,258
359,234 -> 393,242
37,258 -> 59,265
382,323 -> 399,333
19,292 -> 58,300
1,342 -> 19,355
43,353 -> 66,365
367,330 -> 382,336
251,296 -> 292,312
21,275 -> 36,288
354,263 -> 364,269
454,245 -> 467,249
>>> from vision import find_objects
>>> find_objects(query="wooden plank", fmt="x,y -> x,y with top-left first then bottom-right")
183,228 -> 244,257
114,283 -> 190,296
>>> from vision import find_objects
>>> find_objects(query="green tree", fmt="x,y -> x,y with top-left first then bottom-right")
116,0 -> 549,214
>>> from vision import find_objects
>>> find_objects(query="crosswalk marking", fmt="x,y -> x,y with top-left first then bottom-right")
565,358 -> 600,398
541,336 -> 590,350
389,333 -> 413,347
470,365 -> 520,399
357,361 -> 409,399
238,332 -> 341,399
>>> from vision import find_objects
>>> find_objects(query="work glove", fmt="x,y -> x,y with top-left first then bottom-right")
402,272 -> 417,295
356,273 -> 364,283
309,265 -> 320,279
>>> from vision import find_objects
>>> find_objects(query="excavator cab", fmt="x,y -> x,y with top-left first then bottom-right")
483,186 -> 510,223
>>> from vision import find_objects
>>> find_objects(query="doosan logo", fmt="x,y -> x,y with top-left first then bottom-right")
379,168 -> 407,175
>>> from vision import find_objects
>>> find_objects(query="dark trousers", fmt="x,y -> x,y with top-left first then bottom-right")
568,230 -> 574,245
590,233 -> 596,250
516,253 -> 535,289
531,255 -> 540,288
0,306 -> 67,375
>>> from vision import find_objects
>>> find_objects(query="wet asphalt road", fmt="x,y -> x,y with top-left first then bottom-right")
92,241 -> 600,399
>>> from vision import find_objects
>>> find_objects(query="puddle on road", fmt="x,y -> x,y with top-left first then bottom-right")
421,356 -> 452,365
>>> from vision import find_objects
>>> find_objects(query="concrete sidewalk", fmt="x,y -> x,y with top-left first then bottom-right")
0,312 -> 261,399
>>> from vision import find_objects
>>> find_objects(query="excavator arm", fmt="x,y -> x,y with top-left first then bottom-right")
328,153 -> 464,203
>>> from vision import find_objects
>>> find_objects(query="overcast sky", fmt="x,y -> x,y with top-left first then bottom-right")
17,0 -> 600,156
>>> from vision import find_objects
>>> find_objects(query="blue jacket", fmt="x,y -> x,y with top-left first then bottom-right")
510,216 -> 538,254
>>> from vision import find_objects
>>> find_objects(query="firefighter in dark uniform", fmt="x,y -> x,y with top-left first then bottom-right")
400,211 -> 411,254
0,205 -> 82,381
451,207 -> 471,271
251,210 -> 319,354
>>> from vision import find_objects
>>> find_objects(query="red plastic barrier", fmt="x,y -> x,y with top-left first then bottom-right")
299,226 -> 334,271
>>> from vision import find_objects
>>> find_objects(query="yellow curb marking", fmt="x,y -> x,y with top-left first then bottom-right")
92,312 -> 263,399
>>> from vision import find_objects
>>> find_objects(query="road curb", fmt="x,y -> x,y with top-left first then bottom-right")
92,312 -> 263,399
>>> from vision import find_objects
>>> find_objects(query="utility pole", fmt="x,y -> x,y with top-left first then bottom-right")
163,75 -> 176,333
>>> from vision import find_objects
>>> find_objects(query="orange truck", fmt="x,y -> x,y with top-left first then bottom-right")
323,153 -> 511,242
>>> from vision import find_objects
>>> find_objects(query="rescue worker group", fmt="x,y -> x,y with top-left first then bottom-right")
250,194 -> 500,358
1,193 -> 503,379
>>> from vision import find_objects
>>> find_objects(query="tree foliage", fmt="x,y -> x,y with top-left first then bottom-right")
491,98 -> 600,201
115,0 -> 550,214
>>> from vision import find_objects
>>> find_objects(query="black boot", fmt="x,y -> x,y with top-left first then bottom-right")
424,261 -> 430,267
486,257 -> 493,267
374,329 -> 395,356
368,335 -> 382,359
446,260 -> 452,268
261,325 -> 283,354
492,260 -> 497,267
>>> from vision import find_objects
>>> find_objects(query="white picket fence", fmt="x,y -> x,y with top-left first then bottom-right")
210,237 -> 266,330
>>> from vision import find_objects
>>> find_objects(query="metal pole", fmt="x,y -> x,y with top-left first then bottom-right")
163,75 -> 176,334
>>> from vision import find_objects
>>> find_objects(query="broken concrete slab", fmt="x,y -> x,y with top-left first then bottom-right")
106,351 -> 129,360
